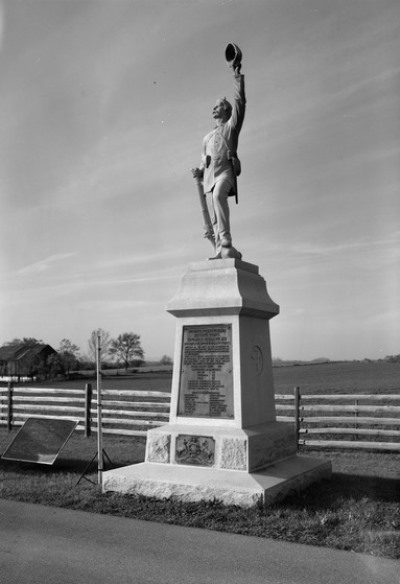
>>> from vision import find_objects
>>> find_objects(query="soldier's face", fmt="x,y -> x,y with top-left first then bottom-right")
212,100 -> 227,119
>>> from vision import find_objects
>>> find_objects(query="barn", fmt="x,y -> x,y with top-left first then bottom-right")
0,343 -> 56,381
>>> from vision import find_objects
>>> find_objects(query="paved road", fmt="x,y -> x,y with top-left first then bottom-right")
0,499 -> 398,584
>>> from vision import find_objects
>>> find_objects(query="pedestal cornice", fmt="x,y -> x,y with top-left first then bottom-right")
167,259 -> 279,320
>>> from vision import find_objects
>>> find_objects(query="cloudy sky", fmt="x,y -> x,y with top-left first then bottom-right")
0,0 -> 399,361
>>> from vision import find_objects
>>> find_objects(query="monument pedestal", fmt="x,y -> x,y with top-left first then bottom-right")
103,259 -> 331,507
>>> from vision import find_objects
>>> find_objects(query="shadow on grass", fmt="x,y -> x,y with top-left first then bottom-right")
0,454 -> 142,477
282,472 -> 400,509
333,473 -> 400,502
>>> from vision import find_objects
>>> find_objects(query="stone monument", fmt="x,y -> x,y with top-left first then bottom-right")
102,45 -> 331,507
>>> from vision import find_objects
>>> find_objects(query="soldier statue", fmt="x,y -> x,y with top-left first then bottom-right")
191,43 -> 246,260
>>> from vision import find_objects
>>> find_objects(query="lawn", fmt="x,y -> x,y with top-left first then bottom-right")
0,428 -> 399,559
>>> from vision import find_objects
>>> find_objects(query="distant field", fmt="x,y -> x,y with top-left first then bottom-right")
10,372 -> 173,392
272,360 -> 400,394
5,360 -> 400,395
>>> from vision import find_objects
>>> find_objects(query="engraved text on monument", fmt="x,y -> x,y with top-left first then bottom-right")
178,324 -> 234,418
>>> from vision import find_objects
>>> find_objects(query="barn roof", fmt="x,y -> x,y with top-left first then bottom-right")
0,344 -> 56,362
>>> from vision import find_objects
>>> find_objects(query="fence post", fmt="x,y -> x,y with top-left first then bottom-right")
294,386 -> 301,450
354,398 -> 359,442
85,383 -> 92,438
7,382 -> 13,431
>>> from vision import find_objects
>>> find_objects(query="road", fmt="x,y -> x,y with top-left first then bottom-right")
0,499 -> 398,584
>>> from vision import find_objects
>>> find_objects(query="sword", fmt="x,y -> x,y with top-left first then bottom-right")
191,171 -> 215,250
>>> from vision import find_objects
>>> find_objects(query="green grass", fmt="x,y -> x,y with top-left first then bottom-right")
6,371 -> 173,392
7,360 -> 399,394
1,429 -> 399,559
272,360 -> 400,394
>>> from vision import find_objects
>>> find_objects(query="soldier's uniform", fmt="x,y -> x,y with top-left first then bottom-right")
199,74 -> 246,257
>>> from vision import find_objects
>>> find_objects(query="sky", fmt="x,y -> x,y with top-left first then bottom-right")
0,0 -> 399,361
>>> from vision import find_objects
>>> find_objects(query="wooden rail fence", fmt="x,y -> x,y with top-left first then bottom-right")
275,387 -> 400,452
1,384 -> 399,451
0,383 -> 170,437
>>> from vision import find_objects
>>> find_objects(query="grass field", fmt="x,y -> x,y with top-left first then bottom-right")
272,360 -> 400,394
1,361 -> 399,558
10,359 -> 399,395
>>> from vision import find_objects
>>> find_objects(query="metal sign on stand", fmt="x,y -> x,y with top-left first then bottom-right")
2,417 -> 78,465
96,333 -> 103,485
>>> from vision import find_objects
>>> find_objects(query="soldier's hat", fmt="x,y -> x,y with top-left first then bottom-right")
225,43 -> 242,69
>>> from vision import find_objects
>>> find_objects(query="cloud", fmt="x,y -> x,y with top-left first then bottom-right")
78,299 -> 152,312
94,246 -> 187,270
15,252 -> 76,276
265,231 -> 400,263
5,261 -> 184,311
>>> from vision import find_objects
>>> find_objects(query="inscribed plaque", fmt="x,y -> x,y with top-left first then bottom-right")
178,324 -> 234,418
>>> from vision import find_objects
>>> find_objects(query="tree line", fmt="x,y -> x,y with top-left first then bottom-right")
1,329 -> 158,379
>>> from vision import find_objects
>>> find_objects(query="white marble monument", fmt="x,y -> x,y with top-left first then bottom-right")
102,259 -> 331,507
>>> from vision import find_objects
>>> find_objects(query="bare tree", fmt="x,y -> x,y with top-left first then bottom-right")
88,328 -> 111,365
58,338 -> 80,378
109,332 -> 144,369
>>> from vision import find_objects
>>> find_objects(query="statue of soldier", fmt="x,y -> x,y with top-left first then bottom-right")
191,44 -> 246,260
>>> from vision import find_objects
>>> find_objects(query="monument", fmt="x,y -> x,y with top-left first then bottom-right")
102,45 -> 331,507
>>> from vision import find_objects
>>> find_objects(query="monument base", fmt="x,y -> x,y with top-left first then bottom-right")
103,420 -> 331,507
144,421 -> 298,472
102,455 -> 331,508
102,258 -> 332,507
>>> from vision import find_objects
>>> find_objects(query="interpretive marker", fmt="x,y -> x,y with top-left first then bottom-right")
1,417 -> 78,465
177,324 -> 234,419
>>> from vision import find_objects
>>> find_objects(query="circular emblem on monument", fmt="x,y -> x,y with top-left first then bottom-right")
251,345 -> 263,376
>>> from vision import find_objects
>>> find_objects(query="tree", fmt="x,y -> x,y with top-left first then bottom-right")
160,355 -> 173,365
58,338 -> 80,378
88,328 -> 111,365
385,354 -> 400,363
109,333 -> 144,369
46,353 -> 64,379
5,337 -> 44,348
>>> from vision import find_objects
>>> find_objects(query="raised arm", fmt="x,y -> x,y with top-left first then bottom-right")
230,67 -> 246,133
